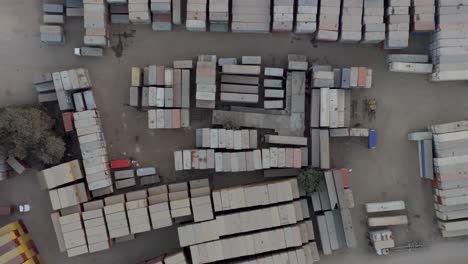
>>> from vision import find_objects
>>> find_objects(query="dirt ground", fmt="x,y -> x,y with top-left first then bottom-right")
1,1 -> 468,264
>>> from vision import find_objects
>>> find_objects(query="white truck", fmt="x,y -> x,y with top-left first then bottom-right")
74,47 -> 103,57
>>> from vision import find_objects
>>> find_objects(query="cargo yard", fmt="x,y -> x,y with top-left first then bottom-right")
2,1 -> 468,264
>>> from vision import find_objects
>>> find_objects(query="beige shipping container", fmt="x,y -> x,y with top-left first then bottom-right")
39,160 -> 84,190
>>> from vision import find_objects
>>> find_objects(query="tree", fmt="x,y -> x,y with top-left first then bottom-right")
298,167 -> 324,194
0,106 -> 65,165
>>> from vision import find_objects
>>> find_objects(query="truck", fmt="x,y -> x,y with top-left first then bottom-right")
74,47 -> 103,57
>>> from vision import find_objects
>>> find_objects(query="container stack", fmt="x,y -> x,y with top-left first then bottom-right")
104,195 -> 131,239
180,179 -> 321,263
151,0 -> 172,31
220,64 -> 261,105
40,25 -> 65,45
84,0 -> 109,47
73,110 -> 114,197
196,55 -> 217,108
148,185 -> 174,229
126,191 -> 152,234
173,61 -> 193,108
43,3 -> 65,25
60,213 -> 89,257
114,169 -> 136,190
189,179 -> 214,222
49,68 -> 93,112
34,72 -> 57,104
407,131 -> 433,179
38,160 -> 84,190
295,0 -> 318,34
148,109 -> 190,129
411,0 -> 435,33
310,169 -> 356,254
82,208 -> 111,253
41,3 -> 66,44
264,67 -> 285,109
272,0 -> 294,33
48,183 -> 89,210
316,0 -> 341,41
108,0 -> 130,24
384,0 -> 410,49
312,66 -> 373,88
340,0 -> 363,42
0,221 -> 43,263
131,62 -> 191,109
312,66 -> 334,87
318,88 -> 350,129
172,0 -> 182,24
427,121 -> 468,237
129,0 -> 151,24
388,54 -> 433,74
173,149 -> 215,171
362,0 -> 385,43
169,182 -> 192,219
231,0 -> 271,33
186,0 -> 207,31
65,0 -> 84,17
195,128 -> 258,149
430,2 -> 468,81
209,0 -> 229,32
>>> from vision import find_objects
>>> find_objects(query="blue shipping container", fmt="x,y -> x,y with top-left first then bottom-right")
368,129 -> 377,149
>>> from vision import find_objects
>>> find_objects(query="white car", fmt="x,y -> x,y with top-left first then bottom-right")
17,204 -> 31,213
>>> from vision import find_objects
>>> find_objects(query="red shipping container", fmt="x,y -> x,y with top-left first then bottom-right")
62,112 -> 74,132
111,159 -> 131,169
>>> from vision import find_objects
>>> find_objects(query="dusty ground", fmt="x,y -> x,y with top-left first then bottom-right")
1,1 -> 468,264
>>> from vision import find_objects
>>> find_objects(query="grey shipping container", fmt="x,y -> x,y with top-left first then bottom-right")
83,90 -> 96,110
56,90 -> 74,110
35,82 -> 56,93
38,92 -> 58,103
43,3 -> 64,14
73,92 -> 86,112
129,87 -> 140,107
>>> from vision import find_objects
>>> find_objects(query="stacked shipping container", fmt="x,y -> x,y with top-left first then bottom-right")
384,0 -> 410,49
362,0 -> 385,43
430,1 -> 468,81
129,0 -> 151,24
186,0 -> 207,31
151,0 -> 172,31
429,121 -> 468,237
84,0 -> 109,46
340,0 -> 363,42
209,0 -> 229,32
310,169 -> 356,254
196,55 -> 217,108
74,110 -> 113,196
295,0 -> 318,34
195,128 -> 258,149
231,0 -> 271,33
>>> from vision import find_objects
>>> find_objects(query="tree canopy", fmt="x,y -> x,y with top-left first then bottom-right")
298,167 -> 324,194
0,106 -> 65,165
